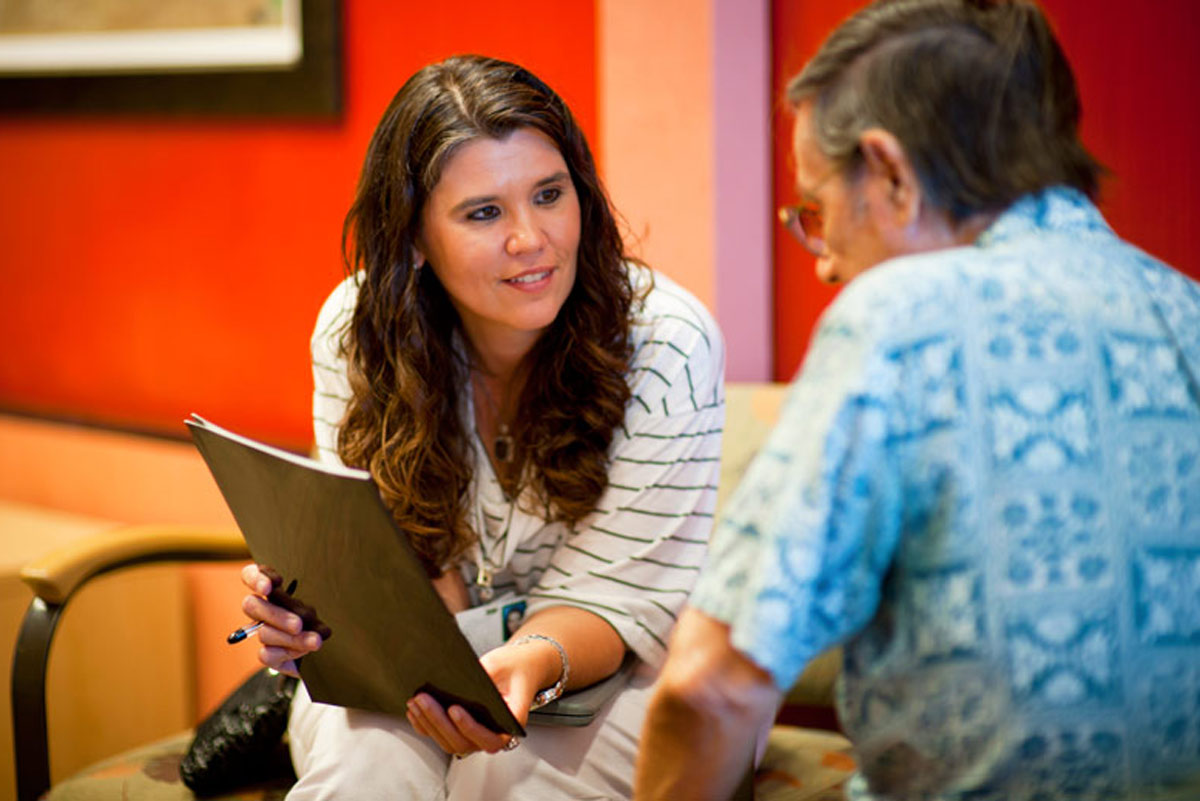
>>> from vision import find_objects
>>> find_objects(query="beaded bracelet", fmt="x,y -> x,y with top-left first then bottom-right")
512,633 -> 569,709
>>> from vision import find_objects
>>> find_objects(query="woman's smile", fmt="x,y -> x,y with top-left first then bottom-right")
502,266 -> 556,289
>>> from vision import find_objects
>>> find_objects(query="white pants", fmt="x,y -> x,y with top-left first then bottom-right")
285,660 -> 657,800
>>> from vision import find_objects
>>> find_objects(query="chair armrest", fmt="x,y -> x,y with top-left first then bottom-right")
13,525 -> 248,801
785,648 -> 841,708
20,525 -> 249,604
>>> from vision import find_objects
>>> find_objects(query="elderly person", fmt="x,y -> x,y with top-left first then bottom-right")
636,1 -> 1200,800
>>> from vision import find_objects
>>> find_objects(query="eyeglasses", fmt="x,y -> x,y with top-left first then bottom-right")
777,166 -> 840,258
777,204 -> 826,257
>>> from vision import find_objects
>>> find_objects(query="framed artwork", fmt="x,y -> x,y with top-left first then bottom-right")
0,0 -> 340,115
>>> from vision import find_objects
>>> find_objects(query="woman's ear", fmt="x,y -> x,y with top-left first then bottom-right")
858,128 -> 922,228
411,244 -> 426,270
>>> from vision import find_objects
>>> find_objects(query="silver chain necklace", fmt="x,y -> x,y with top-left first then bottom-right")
471,370 -> 515,464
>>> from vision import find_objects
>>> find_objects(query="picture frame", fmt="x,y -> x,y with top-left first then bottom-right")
0,0 -> 341,116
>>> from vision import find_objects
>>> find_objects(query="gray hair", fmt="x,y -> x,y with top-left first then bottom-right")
788,0 -> 1102,221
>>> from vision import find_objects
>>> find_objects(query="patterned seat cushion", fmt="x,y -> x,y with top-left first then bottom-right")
755,725 -> 855,801
47,725 -> 851,801
44,732 -> 294,801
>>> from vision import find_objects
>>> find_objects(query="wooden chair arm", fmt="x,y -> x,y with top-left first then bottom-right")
19,525 -> 249,604
13,524 -> 249,801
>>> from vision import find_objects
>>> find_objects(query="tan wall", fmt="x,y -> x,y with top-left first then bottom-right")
0,414 -> 260,791
598,0 -> 716,308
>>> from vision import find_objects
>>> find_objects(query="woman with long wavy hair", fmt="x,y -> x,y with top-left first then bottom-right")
239,55 -> 724,799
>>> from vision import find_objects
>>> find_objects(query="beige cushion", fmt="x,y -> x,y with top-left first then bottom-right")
755,725 -> 855,800
719,383 -> 789,512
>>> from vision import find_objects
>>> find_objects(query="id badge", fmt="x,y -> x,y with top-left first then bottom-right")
454,593 -> 528,655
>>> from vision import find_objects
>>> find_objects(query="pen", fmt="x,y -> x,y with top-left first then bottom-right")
226,621 -> 265,644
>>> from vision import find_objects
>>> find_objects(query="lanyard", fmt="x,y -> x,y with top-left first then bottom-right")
474,498 -> 515,602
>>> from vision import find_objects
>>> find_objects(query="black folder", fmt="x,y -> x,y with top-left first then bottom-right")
186,414 -> 525,738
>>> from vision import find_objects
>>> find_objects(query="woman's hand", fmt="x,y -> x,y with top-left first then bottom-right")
404,639 -> 545,756
406,607 -> 624,756
239,563 -> 324,678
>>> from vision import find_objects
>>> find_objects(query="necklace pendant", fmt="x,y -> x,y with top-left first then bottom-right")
475,565 -> 494,601
494,434 -> 513,463
494,424 -> 513,463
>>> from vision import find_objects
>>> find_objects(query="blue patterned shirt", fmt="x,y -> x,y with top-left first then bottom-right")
692,188 -> 1200,800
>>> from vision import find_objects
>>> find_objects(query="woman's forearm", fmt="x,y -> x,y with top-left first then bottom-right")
509,605 -> 627,691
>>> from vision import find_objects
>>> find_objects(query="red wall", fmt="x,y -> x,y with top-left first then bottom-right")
0,1 -> 596,450
771,0 -> 860,383
772,0 -> 1200,381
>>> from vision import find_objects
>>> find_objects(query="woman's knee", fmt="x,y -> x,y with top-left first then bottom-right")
288,686 -> 448,799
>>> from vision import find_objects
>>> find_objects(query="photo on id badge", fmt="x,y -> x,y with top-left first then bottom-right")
502,600 -> 527,639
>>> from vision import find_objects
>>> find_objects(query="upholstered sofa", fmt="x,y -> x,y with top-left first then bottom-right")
9,384 -> 852,800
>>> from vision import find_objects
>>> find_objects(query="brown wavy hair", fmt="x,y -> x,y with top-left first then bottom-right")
337,55 -> 639,576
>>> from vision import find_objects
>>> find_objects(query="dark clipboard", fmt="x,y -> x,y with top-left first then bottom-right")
186,414 -> 525,738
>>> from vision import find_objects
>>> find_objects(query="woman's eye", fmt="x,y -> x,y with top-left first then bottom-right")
535,187 -> 562,205
467,205 -> 500,221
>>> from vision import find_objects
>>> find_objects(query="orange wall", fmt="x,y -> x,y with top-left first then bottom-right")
0,1 -> 597,450
772,0 -> 1200,380
599,0 -> 715,303
599,0 -> 773,381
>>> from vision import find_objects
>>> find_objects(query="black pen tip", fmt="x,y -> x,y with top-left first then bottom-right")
226,630 -> 246,644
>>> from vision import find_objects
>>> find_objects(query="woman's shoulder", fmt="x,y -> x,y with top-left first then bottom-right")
625,263 -> 726,414
627,264 -> 722,358
311,272 -> 362,352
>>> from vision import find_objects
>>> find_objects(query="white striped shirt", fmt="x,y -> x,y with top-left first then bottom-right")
310,265 -> 725,668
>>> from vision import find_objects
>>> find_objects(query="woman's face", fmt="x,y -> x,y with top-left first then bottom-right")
416,126 -> 581,362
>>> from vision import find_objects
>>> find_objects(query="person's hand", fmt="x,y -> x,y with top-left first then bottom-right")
239,563 -> 326,678
404,640 -> 539,756
431,567 -> 471,614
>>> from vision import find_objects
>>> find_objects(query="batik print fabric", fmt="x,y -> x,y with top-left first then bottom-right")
692,187 -> 1200,800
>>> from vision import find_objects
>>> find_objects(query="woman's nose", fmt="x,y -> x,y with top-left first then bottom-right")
504,210 -> 547,256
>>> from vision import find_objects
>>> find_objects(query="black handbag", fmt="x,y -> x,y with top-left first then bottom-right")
179,667 -> 299,796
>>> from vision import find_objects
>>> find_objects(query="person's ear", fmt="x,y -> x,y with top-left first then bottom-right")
411,243 -> 426,271
858,128 -> 922,228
